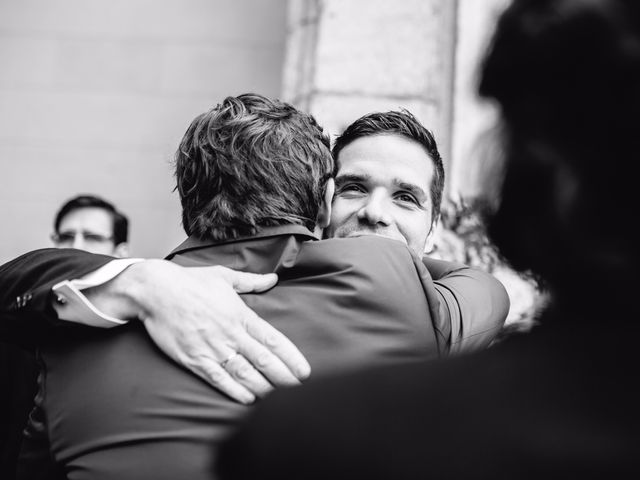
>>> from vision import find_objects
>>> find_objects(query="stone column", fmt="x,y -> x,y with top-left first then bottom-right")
283,0 -> 458,181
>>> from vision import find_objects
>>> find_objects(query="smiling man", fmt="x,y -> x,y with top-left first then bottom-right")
322,110 -> 504,355
327,110 -> 443,257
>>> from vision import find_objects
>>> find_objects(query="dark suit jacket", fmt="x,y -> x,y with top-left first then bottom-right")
0,342 -> 38,480
217,308 -> 640,479
0,249 -> 113,480
0,226 -> 508,480
0,249 -> 114,349
16,226 -> 445,480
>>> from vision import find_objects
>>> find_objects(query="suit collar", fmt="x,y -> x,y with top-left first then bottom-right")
166,225 -> 318,259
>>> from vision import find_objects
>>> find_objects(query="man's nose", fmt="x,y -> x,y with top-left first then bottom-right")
71,234 -> 85,250
356,191 -> 392,226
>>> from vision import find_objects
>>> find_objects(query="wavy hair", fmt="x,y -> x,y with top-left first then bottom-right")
175,94 -> 333,240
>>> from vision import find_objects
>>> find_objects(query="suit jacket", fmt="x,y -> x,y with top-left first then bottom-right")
0,342 -> 38,480
0,226 -> 508,480
17,226 -> 445,480
0,249 -> 112,480
217,307 -> 640,479
0,249 -> 114,349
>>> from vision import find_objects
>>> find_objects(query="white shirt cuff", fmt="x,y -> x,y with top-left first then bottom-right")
52,258 -> 144,328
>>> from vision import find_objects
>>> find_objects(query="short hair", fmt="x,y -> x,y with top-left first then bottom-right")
332,110 -> 445,222
54,194 -> 129,245
175,93 -> 334,240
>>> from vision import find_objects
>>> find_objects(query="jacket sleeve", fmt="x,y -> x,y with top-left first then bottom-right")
421,255 -> 510,353
0,248 -> 115,348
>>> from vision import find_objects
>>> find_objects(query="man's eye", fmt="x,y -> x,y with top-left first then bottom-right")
57,233 -> 75,243
84,234 -> 112,242
339,184 -> 365,194
395,193 -> 419,205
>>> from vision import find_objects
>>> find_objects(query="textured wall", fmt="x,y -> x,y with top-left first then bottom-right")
284,0 -> 512,200
283,0 -> 457,169
0,0 -> 287,262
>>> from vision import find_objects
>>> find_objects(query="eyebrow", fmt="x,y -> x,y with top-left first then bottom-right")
394,179 -> 428,202
335,173 -> 370,188
336,173 -> 429,202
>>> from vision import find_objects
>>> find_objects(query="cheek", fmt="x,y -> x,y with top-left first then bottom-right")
397,212 -> 431,246
330,198 -> 356,224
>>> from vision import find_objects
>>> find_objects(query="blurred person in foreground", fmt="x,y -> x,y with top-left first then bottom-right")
51,194 -> 129,257
4,94 -> 506,480
217,1 -> 640,478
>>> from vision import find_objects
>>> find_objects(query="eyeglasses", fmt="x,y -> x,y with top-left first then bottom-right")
51,231 -> 114,245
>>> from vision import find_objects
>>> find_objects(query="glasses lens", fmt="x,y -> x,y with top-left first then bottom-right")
53,233 -> 75,244
84,233 -> 111,243
52,231 -> 113,244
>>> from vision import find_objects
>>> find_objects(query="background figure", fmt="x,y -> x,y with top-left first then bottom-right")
217,0 -> 640,478
51,195 -> 129,257
1,194 -> 128,478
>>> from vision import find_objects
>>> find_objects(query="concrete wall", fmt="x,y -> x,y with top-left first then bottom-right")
0,0 -> 287,262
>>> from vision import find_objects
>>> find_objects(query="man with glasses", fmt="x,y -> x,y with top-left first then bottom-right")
1,194 -> 130,478
51,194 -> 129,257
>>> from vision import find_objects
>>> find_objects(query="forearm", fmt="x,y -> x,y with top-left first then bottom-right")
421,255 -> 468,281
433,266 -> 510,353
82,260 -> 309,403
75,259 -> 178,322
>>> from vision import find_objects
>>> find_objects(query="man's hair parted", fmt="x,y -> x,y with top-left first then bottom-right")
332,110 -> 445,222
175,93 -> 334,240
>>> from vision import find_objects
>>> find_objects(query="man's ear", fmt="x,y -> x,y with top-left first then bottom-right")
113,243 -> 130,258
316,178 -> 335,229
423,215 -> 440,254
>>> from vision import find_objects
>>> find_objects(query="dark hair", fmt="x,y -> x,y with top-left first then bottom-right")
54,194 -> 129,245
332,110 -> 445,222
175,93 -> 333,240
479,0 -> 640,287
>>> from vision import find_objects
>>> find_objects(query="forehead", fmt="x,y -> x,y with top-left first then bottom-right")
336,134 -> 435,191
58,207 -> 114,233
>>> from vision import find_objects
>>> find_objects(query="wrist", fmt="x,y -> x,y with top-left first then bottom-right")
115,259 -> 179,321
83,260 -> 168,321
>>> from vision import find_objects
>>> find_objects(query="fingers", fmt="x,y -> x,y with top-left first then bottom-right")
215,267 -> 278,294
190,358 -> 257,405
141,317 -> 258,405
186,348 -> 275,402
139,262 -> 308,404
241,313 -> 311,383
192,317 -> 304,394
221,352 -> 273,398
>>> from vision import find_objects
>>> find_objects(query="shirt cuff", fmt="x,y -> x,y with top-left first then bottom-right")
52,258 -> 144,328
